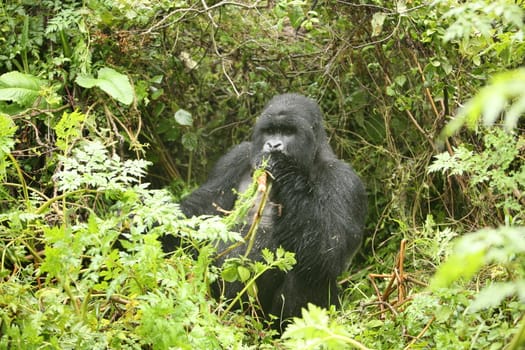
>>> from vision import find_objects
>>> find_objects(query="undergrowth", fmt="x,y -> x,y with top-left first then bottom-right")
1,111 -> 524,349
1,0 -> 525,348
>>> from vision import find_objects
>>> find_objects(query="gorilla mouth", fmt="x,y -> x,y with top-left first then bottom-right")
253,150 -> 288,171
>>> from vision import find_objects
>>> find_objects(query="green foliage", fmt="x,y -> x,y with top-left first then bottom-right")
54,110 -> 86,152
1,0 -> 525,348
76,67 -> 134,105
174,109 -> 193,127
438,0 -> 523,43
430,227 -> 525,297
430,128 -> 525,224
54,140 -> 150,192
0,108 -> 298,347
0,114 -> 16,181
0,71 -> 43,106
429,227 -> 525,349
439,68 -> 525,139
282,304 -> 371,350
0,126 -> 263,348
280,281 -> 525,349
0,71 -> 60,114
220,248 -> 296,306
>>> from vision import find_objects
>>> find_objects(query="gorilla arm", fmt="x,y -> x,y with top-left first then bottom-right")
180,142 -> 252,217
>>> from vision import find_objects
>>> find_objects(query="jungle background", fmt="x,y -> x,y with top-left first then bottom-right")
0,0 -> 524,348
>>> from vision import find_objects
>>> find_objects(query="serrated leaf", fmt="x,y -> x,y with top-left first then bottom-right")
54,110 -> 85,151
0,114 -> 17,151
75,67 -> 134,105
87,213 -> 99,234
469,282 -> 518,312
181,132 -> 198,151
262,248 -> 274,263
174,109 -> 193,126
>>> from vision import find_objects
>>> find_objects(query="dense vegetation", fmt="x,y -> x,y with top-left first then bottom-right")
0,0 -> 524,348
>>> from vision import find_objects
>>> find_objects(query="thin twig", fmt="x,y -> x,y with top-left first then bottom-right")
403,315 -> 435,350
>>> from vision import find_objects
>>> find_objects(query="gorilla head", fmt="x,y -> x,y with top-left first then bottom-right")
251,93 -> 328,171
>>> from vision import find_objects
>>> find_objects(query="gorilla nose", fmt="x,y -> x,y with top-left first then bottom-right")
264,140 -> 283,152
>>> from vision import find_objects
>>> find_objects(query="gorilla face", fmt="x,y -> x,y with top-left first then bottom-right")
251,94 -> 326,171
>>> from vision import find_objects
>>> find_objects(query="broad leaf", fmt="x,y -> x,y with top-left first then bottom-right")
0,71 -> 43,107
174,109 -> 193,126
76,67 -> 134,105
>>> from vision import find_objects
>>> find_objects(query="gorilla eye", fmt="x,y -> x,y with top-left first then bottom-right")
263,125 -> 293,135
279,125 -> 296,135
283,125 -> 297,135
261,122 -> 297,136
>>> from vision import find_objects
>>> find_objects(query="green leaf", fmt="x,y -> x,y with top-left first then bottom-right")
430,249 -> 485,289
75,75 -> 98,88
237,265 -> 251,283
54,110 -> 86,152
181,132 -> 198,151
76,67 -> 134,105
282,304 -> 366,349
221,264 -> 238,282
394,75 -> 407,87
504,94 -> 525,130
174,109 -> 193,126
246,281 -> 258,298
482,92 -> 506,126
0,114 -> 17,181
0,71 -> 44,107
438,68 -> 525,140
469,282 -> 522,312
0,114 -> 17,154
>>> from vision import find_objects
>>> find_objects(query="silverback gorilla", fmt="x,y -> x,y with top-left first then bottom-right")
178,93 -> 367,327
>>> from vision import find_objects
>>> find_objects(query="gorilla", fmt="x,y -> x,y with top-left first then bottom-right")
177,93 -> 367,327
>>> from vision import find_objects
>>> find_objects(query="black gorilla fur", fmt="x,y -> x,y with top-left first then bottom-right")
178,93 -> 367,326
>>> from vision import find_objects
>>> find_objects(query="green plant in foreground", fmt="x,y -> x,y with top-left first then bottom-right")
282,304 -> 371,350
430,227 -> 525,349
0,139 -> 242,348
438,68 -> 525,142
0,110 -> 298,347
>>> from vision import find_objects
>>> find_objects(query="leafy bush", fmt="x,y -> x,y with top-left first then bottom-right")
0,110 -> 294,348
430,128 -> 525,225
